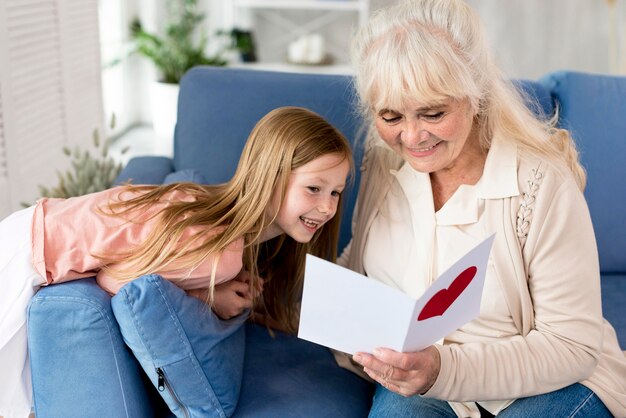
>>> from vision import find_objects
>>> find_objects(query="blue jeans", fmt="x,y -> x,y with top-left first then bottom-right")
368,382 -> 613,418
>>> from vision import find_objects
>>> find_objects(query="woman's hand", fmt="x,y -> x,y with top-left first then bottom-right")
353,345 -> 441,396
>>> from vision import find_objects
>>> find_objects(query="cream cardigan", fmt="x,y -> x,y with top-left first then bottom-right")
339,139 -> 626,417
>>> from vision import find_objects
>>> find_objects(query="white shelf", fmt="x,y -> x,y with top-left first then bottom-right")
233,0 -> 367,12
226,0 -> 370,64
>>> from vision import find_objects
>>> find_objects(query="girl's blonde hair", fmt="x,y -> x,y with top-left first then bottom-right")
102,106 -> 354,333
351,0 -> 585,189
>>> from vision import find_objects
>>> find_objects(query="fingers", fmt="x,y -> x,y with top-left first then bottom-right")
212,281 -> 253,319
381,363 -> 394,380
352,351 -> 396,385
353,348 -> 402,374
233,270 -> 264,296
227,280 -> 252,297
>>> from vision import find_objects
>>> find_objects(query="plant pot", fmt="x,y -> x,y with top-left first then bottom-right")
149,81 -> 179,150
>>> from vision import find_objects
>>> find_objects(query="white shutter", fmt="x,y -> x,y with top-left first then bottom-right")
0,0 -> 103,218
0,83 -> 10,217
58,0 -> 103,150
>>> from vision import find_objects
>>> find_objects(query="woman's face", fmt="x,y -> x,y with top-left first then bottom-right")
374,98 -> 478,174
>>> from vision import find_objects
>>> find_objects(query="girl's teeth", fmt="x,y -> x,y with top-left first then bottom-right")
301,217 -> 319,228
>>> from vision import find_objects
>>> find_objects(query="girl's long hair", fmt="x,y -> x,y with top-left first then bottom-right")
101,106 -> 354,333
351,0 -> 585,190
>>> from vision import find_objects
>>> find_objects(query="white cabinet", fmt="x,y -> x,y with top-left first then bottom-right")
224,0 -> 370,73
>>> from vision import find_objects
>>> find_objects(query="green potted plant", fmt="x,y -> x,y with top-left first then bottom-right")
130,0 -> 226,84
130,0 -> 226,141
23,115 -> 128,206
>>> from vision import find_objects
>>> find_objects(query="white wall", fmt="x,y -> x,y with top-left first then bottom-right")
464,0 -> 624,79
105,0 -> 626,144
238,0 -> 625,79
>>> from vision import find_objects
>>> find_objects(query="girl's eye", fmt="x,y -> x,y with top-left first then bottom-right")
331,190 -> 342,197
307,186 -> 320,193
421,112 -> 445,121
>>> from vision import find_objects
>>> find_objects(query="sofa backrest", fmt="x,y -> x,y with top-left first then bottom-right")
540,71 -> 626,274
175,67 -> 553,254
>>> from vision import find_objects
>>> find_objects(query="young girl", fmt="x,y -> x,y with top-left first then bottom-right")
0,106 -> 354,418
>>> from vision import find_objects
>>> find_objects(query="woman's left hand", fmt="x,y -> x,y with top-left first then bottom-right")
353,345 -> 441,396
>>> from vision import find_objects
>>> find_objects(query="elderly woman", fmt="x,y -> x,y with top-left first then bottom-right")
340,0 -> 626,417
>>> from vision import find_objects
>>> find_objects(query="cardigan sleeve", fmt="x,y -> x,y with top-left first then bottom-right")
425,172 -> 604,401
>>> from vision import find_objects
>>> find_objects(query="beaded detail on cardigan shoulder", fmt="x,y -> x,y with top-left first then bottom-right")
516,165 -> 544,247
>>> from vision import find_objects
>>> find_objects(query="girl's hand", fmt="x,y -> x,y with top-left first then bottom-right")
186,270 -> 263,319
211,279 -> 254,320
352,346 -> 441,396
212,270 -> 264,320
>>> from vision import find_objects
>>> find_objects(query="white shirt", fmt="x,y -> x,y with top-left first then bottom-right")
363,139 -> 521,416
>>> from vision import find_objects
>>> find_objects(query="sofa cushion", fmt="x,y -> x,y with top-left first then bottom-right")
28,278 -> 165,418
164,169 -> 207,185
111,274 -> 246,418
233,324 -> 375,418
513,79 -> 555,118
540,71 -> 626,273
115,156 -> 175,185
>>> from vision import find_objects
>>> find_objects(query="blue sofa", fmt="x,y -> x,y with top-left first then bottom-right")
27,67 -> 625,417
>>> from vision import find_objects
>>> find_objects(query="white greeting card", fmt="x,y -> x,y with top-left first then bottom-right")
298,235 -> 495,354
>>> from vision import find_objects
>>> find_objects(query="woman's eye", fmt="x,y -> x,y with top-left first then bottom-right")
422,112 -> 445,121
307,186 -> 320,193
381,115 -> 401,123
331,190 -> 342,197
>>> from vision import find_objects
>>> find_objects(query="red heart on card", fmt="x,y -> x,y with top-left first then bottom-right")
417,266 -> 477,321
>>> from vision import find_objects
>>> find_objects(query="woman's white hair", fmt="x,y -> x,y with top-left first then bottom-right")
351,0 -> 585,189
352,0 -> 488,115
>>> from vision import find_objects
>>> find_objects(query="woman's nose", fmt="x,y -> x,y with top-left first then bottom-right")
402,120 -> 429,145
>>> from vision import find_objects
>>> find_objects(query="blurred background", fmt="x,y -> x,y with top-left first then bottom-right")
0,0 -> 624,218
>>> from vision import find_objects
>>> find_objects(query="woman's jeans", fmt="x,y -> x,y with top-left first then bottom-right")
368,382 -> 612,418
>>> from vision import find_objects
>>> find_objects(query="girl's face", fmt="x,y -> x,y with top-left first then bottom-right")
374,98 -> 479,174
263,153 -> 350,243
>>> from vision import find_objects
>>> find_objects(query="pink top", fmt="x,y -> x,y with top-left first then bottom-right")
31,186 -> 243,294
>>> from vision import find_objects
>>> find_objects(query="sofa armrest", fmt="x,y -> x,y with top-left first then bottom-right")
115,156 -> 175,185
28,278 -> 171,418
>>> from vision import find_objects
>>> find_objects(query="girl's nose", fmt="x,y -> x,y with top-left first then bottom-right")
318,196 -> 335,215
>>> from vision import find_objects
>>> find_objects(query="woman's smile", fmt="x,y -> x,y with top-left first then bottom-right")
406,140 -> 443,157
